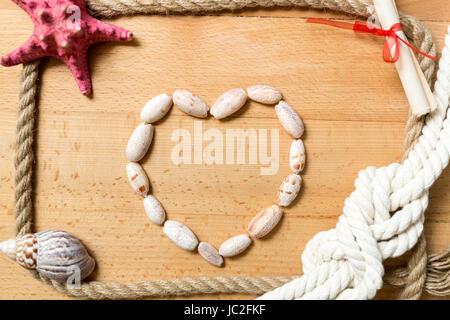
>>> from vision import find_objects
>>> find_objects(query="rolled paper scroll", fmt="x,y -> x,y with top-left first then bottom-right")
373,0 -> 437,116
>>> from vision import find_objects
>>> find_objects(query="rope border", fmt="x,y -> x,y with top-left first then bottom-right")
8,0 -> 449,299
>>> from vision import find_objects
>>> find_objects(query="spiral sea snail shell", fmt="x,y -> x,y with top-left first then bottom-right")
0,230 -> 95,282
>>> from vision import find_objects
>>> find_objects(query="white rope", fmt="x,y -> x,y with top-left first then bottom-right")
259,25 -> 450,300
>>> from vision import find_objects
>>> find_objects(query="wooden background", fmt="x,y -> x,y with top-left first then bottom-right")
0,0 -> 449,300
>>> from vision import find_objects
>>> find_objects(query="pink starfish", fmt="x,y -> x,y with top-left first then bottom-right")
1,0 -> 133,95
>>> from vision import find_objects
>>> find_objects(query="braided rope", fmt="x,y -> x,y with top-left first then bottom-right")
37,275 -> 297,299
9,0 -> 449,299
384,243 -> 450,297
15,60 -> 39,238
86,0 -> 373,17
384,235 -> 427,299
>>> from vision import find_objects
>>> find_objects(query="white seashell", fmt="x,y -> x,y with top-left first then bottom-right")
278,174 -> 302,207
34,230 -> 95,282
275,101 -> 304,138
0,239 -> 17,260
16,233 -> 38,269
247,85 -> 282,105
163,220 -> 198,251
289,139 -> 306,174
218,234 -> 252,257
140,94 -> 173,124
210,88 -> 247,119
198,242 -> 223,267
6,231 -> 95,282
173,90 -> 209,118
247,205 -> 283,238
126,162 -> 150,197
143,195 -> 166,225
126,123 -> 154,162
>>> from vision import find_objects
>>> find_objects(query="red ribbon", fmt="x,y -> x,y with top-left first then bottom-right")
306,18 -> 436,63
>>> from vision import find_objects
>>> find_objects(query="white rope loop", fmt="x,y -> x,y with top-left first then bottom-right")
259,25 -> 450,300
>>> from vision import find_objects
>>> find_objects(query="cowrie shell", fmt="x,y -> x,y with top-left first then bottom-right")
219,234 -> 252,257
163,220 -> 199,251
126,162 -> 150,197
247,85 -> 282,105
247,205 -> 283,238
210,88 -> 247,119
290,139 -> 306,174
198,242 -> 223,267
275,101 -> 304,139
143,195 -> 166,225
278,174 -> 302,207
173,90 -> 208,118
126,123 -> 154,162
140,93 -> 172,124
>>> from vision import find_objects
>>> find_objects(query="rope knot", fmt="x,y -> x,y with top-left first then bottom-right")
294,162 -> 429,299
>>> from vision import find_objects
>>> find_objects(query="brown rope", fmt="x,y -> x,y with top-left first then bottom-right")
86,0 -> 373,18
37,275 -> 298,299
10,0 -> 449,299
384,242 -> 450,297
15,60 -> 39,238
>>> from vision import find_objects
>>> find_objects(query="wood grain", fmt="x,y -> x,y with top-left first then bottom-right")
0,1 -> 449,300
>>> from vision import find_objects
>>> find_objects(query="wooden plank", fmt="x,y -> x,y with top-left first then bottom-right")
0,2 -> 449,300
2,14 -> 447,124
